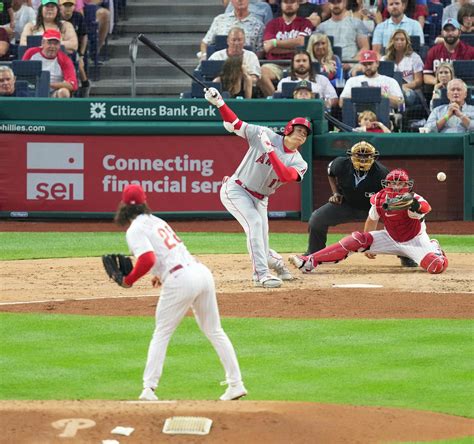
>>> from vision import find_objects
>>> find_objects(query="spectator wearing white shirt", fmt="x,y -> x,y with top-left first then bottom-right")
12,0 -> 36,42
208,26 -> 261,85
371,0 -> 424,54
381,29 -> 423,106
340,49 -> 404,109
276,49 -> 338,106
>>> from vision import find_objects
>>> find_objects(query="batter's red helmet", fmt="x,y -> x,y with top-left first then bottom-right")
382,169 -> 414,196
283,117 -> 312,136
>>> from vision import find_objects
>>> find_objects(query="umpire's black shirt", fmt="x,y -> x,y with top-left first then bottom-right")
328,157 -> 389,211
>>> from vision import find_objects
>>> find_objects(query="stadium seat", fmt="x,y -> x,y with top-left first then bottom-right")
460,34 -> 474,47
427,2 -> 443,43
410,35 -> 421,53
453,61 -> 474,83
378,60 -> 394,77
26,35 -> 43,48
342,87 -> 391,127
214,35 -> 228,51
180,81 -> 227,98
332,46 -> 342,60
11,60 -> 50,97
199,60 -> 225,81
84,3 -> 100,76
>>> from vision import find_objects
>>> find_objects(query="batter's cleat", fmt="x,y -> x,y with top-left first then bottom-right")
139,387 -> 158,401
268,249 -> 295,280
254,274 -> 282,288
398,256 -> 418,268
219,381 -> 248,401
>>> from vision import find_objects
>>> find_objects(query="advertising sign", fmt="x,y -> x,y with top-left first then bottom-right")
0,134 -> 302,215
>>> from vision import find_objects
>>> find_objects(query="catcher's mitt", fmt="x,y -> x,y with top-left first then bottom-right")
102,254 -> 133,287
382,192 -> 419,211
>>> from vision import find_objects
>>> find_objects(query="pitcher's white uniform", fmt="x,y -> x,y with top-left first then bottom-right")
220,122 -> 308,283
126,213 -> 243,393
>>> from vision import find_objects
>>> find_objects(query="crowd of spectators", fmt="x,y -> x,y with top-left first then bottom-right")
0,0 -> 114,98
198,0 -> 474,133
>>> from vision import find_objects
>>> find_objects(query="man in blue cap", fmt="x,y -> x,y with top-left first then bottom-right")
423,18 -> 474,86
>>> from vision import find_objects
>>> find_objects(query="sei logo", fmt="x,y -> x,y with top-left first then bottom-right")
27,173 -> 84,200
26,143 -> 84,201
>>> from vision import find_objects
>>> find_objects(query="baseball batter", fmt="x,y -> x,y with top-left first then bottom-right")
113,184 -> 246,402
205,87 -> 310,288
290,169 -> 448,274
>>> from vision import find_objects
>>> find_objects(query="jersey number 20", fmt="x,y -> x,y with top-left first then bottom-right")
158,225 -> 182,250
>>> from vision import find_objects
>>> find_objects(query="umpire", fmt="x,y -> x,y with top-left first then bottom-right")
292,141 -> 417,267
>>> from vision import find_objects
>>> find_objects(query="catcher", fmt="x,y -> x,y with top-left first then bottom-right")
290,169 -> 448,274
102,184 -> 246,402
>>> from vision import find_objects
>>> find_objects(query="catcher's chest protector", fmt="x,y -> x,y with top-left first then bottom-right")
373,190 -> 423,242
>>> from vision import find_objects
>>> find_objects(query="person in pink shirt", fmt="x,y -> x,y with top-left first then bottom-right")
22,28 -> 78,97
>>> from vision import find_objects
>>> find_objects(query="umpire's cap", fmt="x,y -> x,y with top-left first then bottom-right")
122,184 -> 147,205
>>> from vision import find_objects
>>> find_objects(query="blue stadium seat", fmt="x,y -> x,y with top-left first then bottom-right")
332,46 -> 342,60
410,35 -> 421,53
453,60 -> 474,83
342,87 -> 391,127
427,2 -> 443,43
379,60 -> 394,77
460,34 -> 474,47
199,60 -> 225,81
12,60 -> 50,97
214,35 -> 228,51
181,81 -> 230,99
26,35 -> 43,48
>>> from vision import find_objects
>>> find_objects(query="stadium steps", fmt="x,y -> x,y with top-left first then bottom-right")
90,0 -> 222,97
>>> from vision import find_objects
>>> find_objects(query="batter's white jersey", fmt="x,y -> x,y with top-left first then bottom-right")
126,214 -> 194,281
233,123 -> 308,196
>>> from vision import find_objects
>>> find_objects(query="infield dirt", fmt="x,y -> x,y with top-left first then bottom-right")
1,220 -> 473,443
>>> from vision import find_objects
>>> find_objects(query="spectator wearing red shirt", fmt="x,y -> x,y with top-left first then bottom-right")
258,0 -> 314,97
423,18 -> 474,86
22,28 -> 78,97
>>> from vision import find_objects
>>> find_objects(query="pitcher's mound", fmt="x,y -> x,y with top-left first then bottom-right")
1,400 -> 472,443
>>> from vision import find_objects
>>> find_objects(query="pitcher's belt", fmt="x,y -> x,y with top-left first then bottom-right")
235,179 -> 265,200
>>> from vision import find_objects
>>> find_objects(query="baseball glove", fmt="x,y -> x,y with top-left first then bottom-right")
102,254 -> 133,286
382,192 -> 419,211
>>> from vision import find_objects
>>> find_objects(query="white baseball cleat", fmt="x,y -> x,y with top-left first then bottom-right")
254,274 -> 282,288
219,381 -> 248,401
139,387 -> 158,401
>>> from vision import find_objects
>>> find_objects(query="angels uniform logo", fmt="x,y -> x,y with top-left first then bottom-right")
90,102 -> 107,119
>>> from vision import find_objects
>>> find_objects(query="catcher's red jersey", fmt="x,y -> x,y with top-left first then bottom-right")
370,190 -> 430,242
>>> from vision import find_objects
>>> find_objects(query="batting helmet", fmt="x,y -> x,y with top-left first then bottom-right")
346,141 -> 379,172
381,169 -> 414,197
283,117 -> 312,136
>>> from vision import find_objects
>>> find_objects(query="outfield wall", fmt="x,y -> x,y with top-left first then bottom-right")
0,98 -> 472,221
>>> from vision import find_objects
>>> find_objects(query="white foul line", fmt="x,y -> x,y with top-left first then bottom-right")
0,294 -> 157,306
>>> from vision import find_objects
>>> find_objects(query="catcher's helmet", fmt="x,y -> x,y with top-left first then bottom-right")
382,169 -> 414,197
346,141 -> 379,172
283,117 -> 312,136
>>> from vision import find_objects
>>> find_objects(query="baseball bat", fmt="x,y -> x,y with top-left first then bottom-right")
137,33 -> 209,90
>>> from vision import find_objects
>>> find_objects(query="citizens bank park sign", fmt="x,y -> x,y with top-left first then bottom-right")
89,102 -> 217,120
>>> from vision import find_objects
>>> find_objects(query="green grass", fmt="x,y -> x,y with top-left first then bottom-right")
1,313 -> 472,418
0,232 -> 473,260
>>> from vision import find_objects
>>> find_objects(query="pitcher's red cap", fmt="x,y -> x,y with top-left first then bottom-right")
122,184 -> 146,205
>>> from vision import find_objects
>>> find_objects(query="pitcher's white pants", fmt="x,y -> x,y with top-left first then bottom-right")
220,178 -> 270,281
143,262 -> 242,389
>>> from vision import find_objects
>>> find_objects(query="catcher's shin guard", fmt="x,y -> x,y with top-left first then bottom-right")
420,252 -> 448,274
307,231 -> 374,268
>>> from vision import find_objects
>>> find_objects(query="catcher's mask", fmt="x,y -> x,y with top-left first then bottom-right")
347,141 -> 379,173
283,117 -> 312,136
382,169 -> 414,197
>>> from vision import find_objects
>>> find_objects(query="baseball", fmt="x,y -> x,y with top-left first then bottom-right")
437,172 -> 447,182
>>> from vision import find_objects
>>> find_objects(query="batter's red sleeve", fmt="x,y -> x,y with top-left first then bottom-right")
268,152 -> 299,182
218,103 -> 243,131
123,251 -> 156,286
